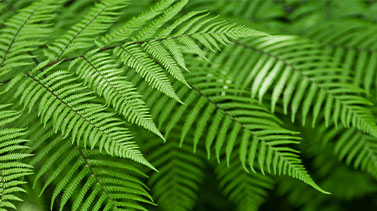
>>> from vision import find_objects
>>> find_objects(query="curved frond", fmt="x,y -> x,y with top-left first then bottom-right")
142,63 -> 327,193
0,104 -> 32,210
304,20 -> 377,97
214,35 -> 377,137
100,0 -> 266,100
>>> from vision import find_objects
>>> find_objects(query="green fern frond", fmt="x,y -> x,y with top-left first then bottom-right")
0,0 -> 61,81
69,51 -> 163,140
214,35 -> 377,137
99,0 -> 266,100
334,129 -> 377,178
45,0 -> 129,59
216,154 -> 274,211
307,121 -> 377,179
27,130 -> 153,211
142,63 -> 327,193
114,44 -> 182,102
304,20 -> 377,97
0,104 -> 33,211
14,65 -> 154,170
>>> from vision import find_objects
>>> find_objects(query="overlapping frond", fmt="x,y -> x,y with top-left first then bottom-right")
45,0 -> 129,59
69,51 -> 163,139
216,155 -> 274,211
212,35 -> 377,137
0,0 -> 61,81
13,65 -> 154,169
0,104 -> 32,211
142,132 -> 206,211
25,120 -> 153,211
141,63 -> 327,193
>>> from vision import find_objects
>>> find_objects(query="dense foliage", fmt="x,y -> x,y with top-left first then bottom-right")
1,0 -> 377,210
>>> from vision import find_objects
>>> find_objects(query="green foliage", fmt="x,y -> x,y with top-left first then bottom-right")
0,105 -> 32,210
1,0 -> 377,210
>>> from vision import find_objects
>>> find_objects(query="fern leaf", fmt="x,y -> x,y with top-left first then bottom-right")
334,129 -> 377,178
96,0 -> 177,48
14,66 -> 154,170
142,63 -> 327,193
0,0 -> 60,81
26,126 -> 153,211
45,0 -> 129,59
304,20 -> 377,97
308,121 -> 377,179
69,51 -> 163,140
216,35 -> 377,137
114,44 -> 182,102
97,0 -> 265,100
0,105 -> 33,210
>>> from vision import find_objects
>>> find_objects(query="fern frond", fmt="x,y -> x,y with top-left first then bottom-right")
142,132 -> 205,211
14,65 -> 154,170
0,0 -> 60,81
96,0 -> 177,48
69,51 -> 163,140
334,129 -> 377,178
142,63 -> 327,193
0,104 -> 33,210
96,0 -> 265,100
26,128 -> 153,211
216,154 -> 274,211
307,121 -> 377,179
114,44 -> 182,101
215,35 -> 377,137
45,0 -> 129,59
304,20 -> 377,97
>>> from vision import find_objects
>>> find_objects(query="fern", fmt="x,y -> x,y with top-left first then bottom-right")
26,122 -> 153,211
212,35 -> 377,137
69,51 -> 163,139
0,105 -> 32,210
2,0 -> 377,210
304,20 -> 377,97
45,0 -> 129,59
138,62 -> 327,193
0,0 -> 60,81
